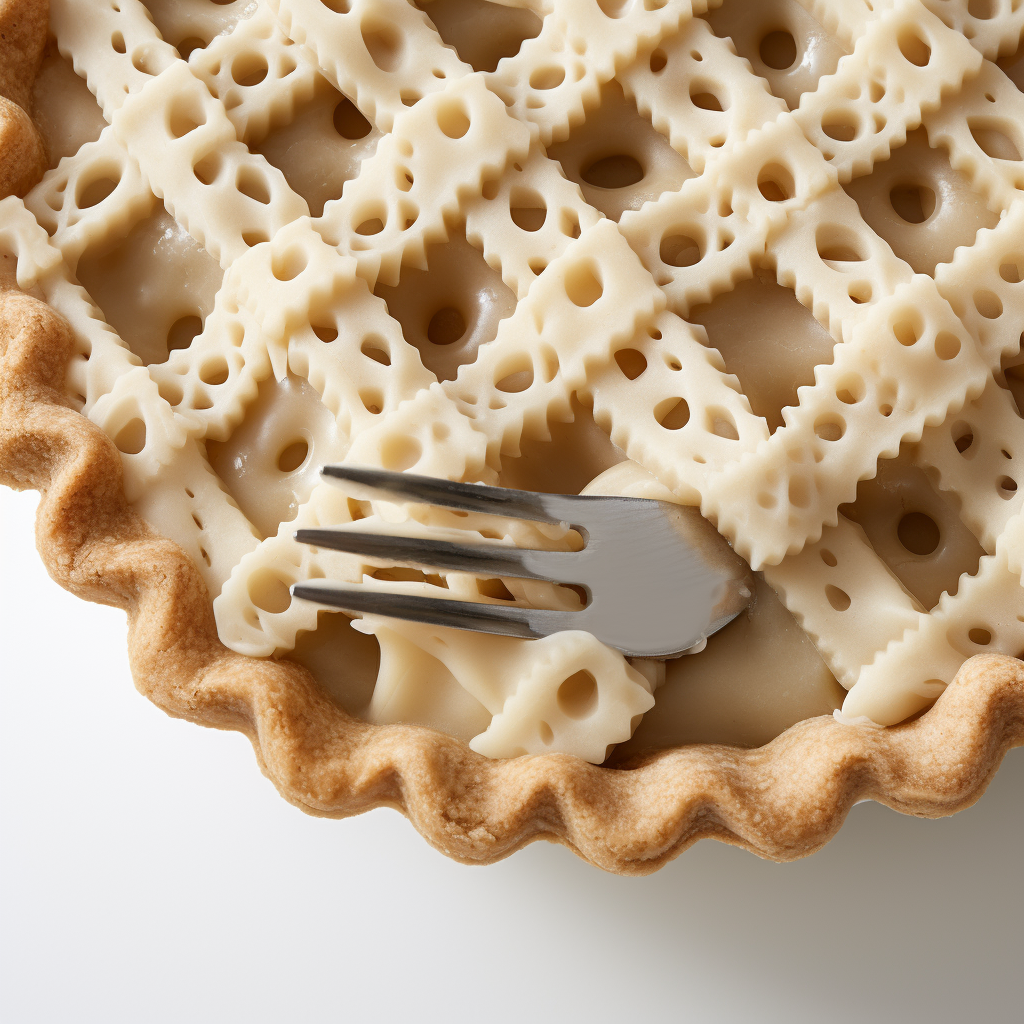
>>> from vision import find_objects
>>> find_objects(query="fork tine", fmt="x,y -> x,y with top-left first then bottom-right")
321,465 -> 582,526
295,528 -> 576,583
291,580 -> 574,641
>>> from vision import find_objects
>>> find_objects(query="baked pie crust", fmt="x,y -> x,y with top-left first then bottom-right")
3,0 -> 1024,871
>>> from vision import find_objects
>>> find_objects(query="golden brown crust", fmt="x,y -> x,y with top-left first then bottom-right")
0,0 -> 46,198
2,274 -> 1023,872
0,0 -> 47,111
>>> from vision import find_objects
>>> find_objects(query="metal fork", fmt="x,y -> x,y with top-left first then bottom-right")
291,466 -> 754,658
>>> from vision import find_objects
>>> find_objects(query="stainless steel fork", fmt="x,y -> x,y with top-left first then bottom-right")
291,466 -> 754,658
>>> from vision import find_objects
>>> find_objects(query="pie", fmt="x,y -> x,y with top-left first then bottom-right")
2,0 -> 1023,872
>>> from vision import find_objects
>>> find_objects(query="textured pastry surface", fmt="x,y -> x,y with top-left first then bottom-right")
3,0 -> 1024,868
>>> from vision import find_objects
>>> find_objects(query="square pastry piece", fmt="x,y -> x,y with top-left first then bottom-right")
2,0 -> 1024,873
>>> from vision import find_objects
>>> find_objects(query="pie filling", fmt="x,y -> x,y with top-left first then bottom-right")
9,0 -> 1024,762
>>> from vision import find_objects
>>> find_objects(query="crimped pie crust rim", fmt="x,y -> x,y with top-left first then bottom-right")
3,279 -> 1023,872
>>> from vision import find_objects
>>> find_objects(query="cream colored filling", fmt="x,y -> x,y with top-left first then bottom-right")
704,0 -> 849,113
839,449 -> 985,611
418,0 -> 542,74
688,267 -> 837,433
32,40 -> 108,166
547,82 -> 694,222
613,577 -> 843,755
844,127 -> 998,276
254,78 -> 382,218
207,372 -> 345,540
374,232 -> 517,382
75,208 -> 223,366
143,0 -> 255,59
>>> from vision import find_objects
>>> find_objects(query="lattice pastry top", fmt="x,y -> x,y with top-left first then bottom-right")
3,0 -> 1024,870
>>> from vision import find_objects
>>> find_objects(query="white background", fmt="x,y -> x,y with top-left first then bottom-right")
2,484 -> 1021,1023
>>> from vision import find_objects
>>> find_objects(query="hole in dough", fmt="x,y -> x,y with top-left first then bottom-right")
427,306 -> 467,345
509,187 -> 547,231
231,52 -> 268,86
689,88 -> 723,111
564,261 -> 603,307
530,65 -> 566,90
557,670 -> 598,718
614,348 -> 648,380
889,183 -> 935,224
655,397 -> 690,430
436,98 -> 470,139
759,29 -> 796,70
581,154 -> 644,189
114,417 -> 147,455
361,337 -> 391,364
277,439 -> 310,473
660,233 -> 702,268
236,166 -> 271,205
355,217 -> 385,236
248,568 -> 292,614
897,511 -> 940,556
969,122 -> 1022,161
898,28 -> 931,67
77,176 -> 118,209
167,97 -> 206,138
757,162 -> 793,201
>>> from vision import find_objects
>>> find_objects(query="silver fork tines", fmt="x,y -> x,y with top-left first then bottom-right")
291,466 -> 754,658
